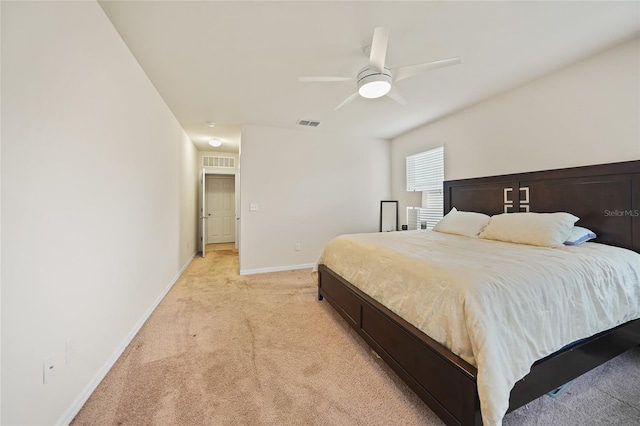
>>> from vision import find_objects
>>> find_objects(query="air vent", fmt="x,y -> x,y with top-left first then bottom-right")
297,119 -> 320,127
203,156 -> 235,168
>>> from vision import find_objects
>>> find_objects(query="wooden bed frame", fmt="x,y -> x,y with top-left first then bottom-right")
317,160 -> 640,426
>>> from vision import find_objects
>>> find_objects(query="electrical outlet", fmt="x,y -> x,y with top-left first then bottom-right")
66,339 -> 76,364
43,354 -> 55,384
295,243 -> 300,251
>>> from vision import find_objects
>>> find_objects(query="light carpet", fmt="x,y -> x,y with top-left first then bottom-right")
72,247 -> 640,425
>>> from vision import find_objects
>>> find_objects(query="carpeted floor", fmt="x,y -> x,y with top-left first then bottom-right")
72,245 -> 640,425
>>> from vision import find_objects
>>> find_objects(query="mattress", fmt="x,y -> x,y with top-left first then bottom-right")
314,230 -> 640,426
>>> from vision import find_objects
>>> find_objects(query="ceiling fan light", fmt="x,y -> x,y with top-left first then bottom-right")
356,66 -> 393,99
359,80 -> 391,99
208,138 -> 222,147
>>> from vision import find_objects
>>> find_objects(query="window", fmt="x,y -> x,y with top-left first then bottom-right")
406,146 -> 444,230
203,156 -> 235,168
406,146 -> 444,191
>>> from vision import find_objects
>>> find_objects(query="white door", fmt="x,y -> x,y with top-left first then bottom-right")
206,175 -> 236,244
199,169 -> 207,258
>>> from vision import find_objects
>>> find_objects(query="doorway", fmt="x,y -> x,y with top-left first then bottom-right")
205,175 -> 236,244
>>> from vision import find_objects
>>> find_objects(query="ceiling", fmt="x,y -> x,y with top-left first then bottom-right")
99,1 -> 640,153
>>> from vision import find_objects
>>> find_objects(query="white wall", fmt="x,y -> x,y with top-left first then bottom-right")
391,37 -> 640,224
180,141 -> 199,261
240,124 -> 390,274
0,3 -> 3,421
1,2 -> 198,425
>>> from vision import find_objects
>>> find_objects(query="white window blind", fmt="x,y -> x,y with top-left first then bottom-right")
203,156 -> 235,168
406,146 -> 444,191
406,147 -> 444,229
422,190 -> 444,229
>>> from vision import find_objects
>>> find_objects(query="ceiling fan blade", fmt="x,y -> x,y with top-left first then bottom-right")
334,92 -> 359,110
386,87 -> 408,106
369,27 -> 389,72
393,57 -> 461,82
299,76 -> 352,82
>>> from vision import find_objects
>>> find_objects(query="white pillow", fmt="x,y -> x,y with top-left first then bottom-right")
433,207 -> 490,237
564,226 -> 597,246
478,212 -> 579,247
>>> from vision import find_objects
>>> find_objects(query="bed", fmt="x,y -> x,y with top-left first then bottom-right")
315,160 -> 640,426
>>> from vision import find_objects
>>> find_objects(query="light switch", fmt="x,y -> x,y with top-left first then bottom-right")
250,203 -> 259,211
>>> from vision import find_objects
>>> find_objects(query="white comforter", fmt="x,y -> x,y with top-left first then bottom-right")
314,230 -> 640,426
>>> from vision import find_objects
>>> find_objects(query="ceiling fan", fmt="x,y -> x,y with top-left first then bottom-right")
299,27 -> 461,110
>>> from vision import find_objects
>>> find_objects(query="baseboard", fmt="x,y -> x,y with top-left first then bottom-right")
56,251 -> 197,425
240,263 -> 315,276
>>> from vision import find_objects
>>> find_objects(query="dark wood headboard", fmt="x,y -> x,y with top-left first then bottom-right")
443,160 -> 640,252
